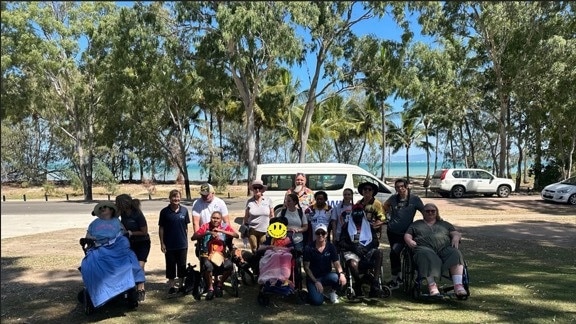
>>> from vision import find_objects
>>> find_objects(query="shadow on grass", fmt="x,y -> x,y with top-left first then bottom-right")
1,223 -> 575,323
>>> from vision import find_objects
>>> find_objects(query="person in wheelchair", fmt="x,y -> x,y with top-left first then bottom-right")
81,201 -> 145,309
338,206 -> 383,297
403,203 -> 467,297
191,211 -> 239,300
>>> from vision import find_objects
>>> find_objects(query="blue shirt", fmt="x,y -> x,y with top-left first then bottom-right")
87,217 -> 123,245
158,204 -> 190,250
303,242 -> 339,278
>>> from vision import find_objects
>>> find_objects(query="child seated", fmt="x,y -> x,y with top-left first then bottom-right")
257,217 -> 295,287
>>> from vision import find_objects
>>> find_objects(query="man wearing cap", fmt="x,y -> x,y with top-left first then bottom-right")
356,182 -> 386,235
192,183 -> 230,232
383,178 -> 425,289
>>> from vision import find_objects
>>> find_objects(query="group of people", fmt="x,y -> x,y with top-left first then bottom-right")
82,175 -> 467,308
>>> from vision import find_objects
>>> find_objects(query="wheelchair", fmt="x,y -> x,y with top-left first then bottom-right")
76,237 -> 139,315
340,248 -> 392,300
401,246 -> 470,300
193,236 -> 240,300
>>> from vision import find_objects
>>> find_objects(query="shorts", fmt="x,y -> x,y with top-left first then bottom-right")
130,239 -> 151,262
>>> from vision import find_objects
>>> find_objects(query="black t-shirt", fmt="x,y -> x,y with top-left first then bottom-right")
121,210 -> 151,242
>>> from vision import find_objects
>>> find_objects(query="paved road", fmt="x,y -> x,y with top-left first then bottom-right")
0,198 -> 247,239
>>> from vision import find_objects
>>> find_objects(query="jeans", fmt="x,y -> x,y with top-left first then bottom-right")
306,272 -> 339,306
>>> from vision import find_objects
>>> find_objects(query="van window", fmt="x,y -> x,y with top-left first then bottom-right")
352,174 -> 392,194
261,174 -> 294,191
261,173 -> 347,191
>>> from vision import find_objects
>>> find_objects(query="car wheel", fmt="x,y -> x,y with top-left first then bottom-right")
451,186 -> 465,198
568,194 -> 576,205
497,185 -> 511,198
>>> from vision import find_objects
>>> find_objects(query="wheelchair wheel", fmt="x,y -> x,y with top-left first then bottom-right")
257,292 -> 270,306
231,272 -> 240,297
82,288 -> 94,315
401,248 -> 421,299
345,286 -> 356,300
126,287 -> 138,309
379,285 -> 392,298
193,276 -> 206,300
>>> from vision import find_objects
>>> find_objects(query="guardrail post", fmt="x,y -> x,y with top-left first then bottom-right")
23,194 -> 26,202
66,194 -> 69,201
2,195 -> 5,202
149,194 -> 152,200
45,194 -> 48,201
108,194 -> 111,200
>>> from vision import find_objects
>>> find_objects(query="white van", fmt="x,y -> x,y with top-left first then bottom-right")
256,163 -> 396,214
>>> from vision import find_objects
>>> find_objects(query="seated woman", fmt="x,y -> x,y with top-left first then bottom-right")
338,206 -> 382,297
257,217 -> 295,287
80,201 -> 145,308
191,211 -> 239,300
404,203 -> 467,296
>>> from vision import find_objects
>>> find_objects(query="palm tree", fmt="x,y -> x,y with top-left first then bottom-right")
388,107 -> 432,183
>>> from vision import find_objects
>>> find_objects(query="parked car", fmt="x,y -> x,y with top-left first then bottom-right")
430,168 -> 516,198
541,176 -> 576,205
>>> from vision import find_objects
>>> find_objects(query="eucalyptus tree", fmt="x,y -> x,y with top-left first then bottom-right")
175,2 -> 302,182
288,2 -> 391,163
2,2 -> 120,200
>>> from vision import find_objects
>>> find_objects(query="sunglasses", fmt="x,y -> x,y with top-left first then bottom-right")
315,231 -> 327,236
253,186 -> 264,190
363,188 -> 373,191
424,210 -> 436,213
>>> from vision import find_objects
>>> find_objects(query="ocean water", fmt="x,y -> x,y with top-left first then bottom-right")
154,161 -> 436,182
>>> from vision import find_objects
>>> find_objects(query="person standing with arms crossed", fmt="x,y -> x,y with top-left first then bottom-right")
192,183 -> 230,232
158,189 -> 191,295
383,178 -> 425,289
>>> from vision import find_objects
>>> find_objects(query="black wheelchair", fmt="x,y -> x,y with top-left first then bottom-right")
340,248 -> 392,300
192,236 -> 240,300
401,246 -> 470,300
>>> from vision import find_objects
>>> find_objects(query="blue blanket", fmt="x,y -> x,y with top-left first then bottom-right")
80,235 -> 145,308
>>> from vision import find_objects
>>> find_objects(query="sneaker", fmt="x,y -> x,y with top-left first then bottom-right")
168,287 -> 177,295
428,283 -> 440,296
215,286 -> 223,298
454,283 -> 467,296
138,289 -> 146,302
206,289 -> 214,300
328,290 -> 339,304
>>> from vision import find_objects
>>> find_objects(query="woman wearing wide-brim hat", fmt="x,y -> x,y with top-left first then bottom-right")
243,179 -> 274,253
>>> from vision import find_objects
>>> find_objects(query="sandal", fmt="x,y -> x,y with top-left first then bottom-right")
428,283 -> 440,296
454,283 -> 467,296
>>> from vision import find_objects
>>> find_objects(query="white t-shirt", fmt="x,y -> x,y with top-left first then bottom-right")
245,196 -> 273,233
332,202 -> 353,241
191,196 -> 229,227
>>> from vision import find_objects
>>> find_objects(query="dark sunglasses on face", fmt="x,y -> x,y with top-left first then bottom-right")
363,188 -> 373,192
315,231 -> 327,236
253,186 -> 264,190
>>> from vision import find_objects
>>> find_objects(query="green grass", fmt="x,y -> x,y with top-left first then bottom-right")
1,232 -> 574,324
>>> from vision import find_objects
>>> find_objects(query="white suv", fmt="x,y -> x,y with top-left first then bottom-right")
430,168 -> 516,198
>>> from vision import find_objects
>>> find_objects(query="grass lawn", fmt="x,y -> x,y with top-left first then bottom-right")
1,228 -> 574,324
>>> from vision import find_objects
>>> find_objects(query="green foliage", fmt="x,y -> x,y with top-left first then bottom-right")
205,158 -> 238,193
93,161 -> 118,194
42,181 -> 55,195
62,169 -> 83,192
